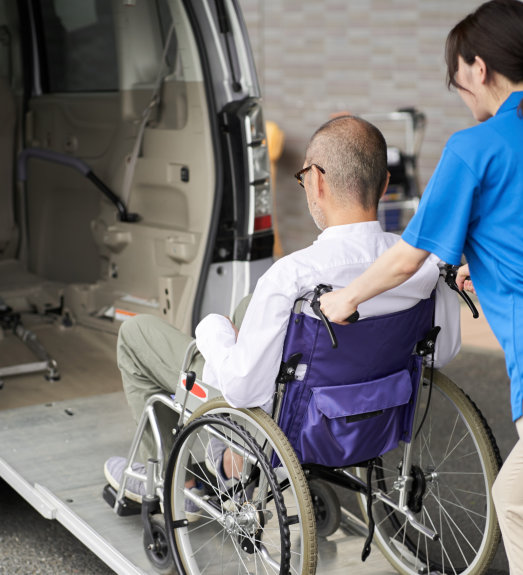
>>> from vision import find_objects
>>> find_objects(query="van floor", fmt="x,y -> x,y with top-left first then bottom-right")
0,317 -> 121,410
0,259 -> 122,409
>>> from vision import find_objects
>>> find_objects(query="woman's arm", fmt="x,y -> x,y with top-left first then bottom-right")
320,239 -> 431,323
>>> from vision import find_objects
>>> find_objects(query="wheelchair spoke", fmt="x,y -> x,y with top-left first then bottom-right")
421,503 -> 455,574
427,490 -> 481,554
418,428 -> 437,472
435,494 -> 487,524
443,412 -> 461,461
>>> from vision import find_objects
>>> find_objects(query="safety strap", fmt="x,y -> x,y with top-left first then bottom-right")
120,22 -> 175,207
361,458 -> 375,561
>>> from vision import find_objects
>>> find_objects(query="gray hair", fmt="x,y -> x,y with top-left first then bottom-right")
306,115 -> 388,210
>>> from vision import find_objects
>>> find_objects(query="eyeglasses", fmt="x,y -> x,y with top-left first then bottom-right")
294,164 -> 326,188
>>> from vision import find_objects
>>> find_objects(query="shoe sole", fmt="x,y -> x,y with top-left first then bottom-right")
103,461 -> 144,504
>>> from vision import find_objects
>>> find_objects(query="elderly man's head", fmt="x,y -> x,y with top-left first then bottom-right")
302,116 -> 388,225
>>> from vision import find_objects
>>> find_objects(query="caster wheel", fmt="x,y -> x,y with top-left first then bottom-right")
309,479 -> 341,538
143,514 -> 176,575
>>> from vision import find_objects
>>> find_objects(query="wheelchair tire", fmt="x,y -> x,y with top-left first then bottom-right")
309,479 -> 341,538
143,514 -> 176,575
165,398 -> 317,575
355,370 -> 501,575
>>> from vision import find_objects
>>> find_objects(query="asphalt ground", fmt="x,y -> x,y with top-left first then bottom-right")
0,307 -> 516,574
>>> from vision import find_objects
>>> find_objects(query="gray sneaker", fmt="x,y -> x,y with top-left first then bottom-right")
104,456 -> 146,503
105,456 -> 205,519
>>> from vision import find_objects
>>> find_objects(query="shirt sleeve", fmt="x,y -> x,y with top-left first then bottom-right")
195,267 -> 295,408
195,314 -> 237,359
402,145 -> 479,266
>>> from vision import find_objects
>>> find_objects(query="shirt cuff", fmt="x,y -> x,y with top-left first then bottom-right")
195,314 -> 237,363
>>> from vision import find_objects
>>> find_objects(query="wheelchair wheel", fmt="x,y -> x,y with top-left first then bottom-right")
355,370 -> 501,575
143,514 -> 176,575
164,398 -> 317,575
309,479 -> 341,538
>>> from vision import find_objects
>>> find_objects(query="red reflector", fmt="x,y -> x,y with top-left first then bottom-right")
182,378 -> 207,400
254,214 -> 272,231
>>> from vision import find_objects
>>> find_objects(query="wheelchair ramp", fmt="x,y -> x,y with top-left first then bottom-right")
0,391 -> 396,574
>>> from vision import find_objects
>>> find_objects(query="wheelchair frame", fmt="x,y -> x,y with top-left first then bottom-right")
108,334 -> 502,575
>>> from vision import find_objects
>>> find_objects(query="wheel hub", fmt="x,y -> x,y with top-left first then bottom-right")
235,503 -> 265,554
150,536 -> 169,561
407,464 -> 427,513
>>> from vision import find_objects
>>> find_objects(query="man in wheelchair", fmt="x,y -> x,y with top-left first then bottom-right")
104,115 -> 460,514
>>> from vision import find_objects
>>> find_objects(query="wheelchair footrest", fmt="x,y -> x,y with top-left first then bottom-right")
102,484 -> 142,516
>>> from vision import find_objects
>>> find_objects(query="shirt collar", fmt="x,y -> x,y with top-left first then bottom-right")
496,91 -> 523,116
316,220 -> 384,242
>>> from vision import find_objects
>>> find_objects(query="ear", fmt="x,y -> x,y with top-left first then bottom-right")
473,56 -> 488,84
312,165 -> 326,198
379,172 -> 391,200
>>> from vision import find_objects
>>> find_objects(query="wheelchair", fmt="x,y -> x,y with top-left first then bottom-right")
106,280 -> 502,575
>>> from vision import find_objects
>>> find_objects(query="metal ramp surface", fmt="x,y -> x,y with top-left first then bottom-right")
0,392 -> 396,574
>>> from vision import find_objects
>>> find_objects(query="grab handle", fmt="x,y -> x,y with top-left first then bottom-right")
18,147 -> 140,223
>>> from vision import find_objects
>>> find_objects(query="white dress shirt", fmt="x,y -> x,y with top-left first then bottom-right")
196,222 -> 461,409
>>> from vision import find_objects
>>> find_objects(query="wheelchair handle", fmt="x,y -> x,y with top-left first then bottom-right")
311,284 -> 359,349
443,264 -> 479,319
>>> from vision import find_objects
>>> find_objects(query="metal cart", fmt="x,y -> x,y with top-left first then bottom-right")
363,108 -> 427,233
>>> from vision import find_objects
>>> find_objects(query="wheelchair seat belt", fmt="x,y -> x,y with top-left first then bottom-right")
121,21 -> 175,207
361,458 -> 376,561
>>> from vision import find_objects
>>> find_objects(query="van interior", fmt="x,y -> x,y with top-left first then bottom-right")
0,0 -> 223,410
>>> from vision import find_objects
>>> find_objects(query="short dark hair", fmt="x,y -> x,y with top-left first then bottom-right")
445,0 -> 523,114
305,115 -> 388,211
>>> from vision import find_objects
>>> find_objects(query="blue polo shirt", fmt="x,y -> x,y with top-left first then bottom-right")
403,91 -> 523,421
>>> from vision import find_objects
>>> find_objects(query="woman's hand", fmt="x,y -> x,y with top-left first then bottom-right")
456,264 -> 476,294
319,287 -> 357,325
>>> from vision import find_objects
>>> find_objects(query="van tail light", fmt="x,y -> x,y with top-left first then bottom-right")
254,214 -> 272,231
244,103 -> 273,235
253,181 -> 272,231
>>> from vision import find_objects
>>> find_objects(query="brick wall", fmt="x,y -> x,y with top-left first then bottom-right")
238,0 -> 484,254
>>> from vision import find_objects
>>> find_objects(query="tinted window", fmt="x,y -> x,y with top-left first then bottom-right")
156,0 -> 177,73
37,0 -> 118,92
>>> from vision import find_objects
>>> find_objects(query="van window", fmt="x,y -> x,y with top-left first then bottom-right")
156,0 -> 177,73
37,0 -> 118,92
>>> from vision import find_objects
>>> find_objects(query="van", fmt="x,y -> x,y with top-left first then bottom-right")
0,1 -> 272,573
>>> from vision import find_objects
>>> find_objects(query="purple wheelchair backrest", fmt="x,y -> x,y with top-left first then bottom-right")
277,295 -> 435,467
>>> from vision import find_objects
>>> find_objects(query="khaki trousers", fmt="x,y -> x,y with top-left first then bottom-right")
116,297 -> 251,461
492,417 -> 523,575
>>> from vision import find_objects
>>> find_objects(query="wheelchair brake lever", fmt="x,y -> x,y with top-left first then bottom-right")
311,284 -> 360,349
178,371 -> 196,429
443,265 -> 479,319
